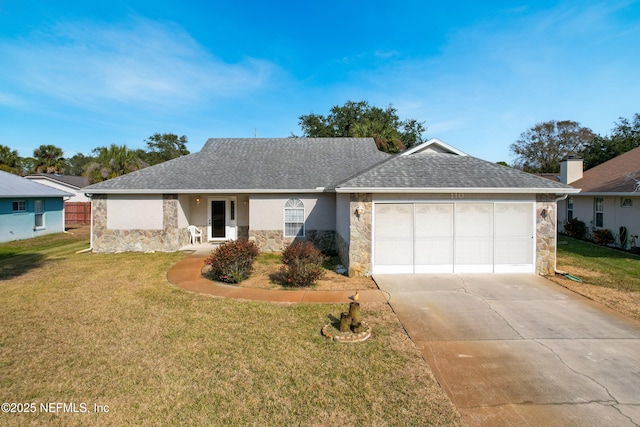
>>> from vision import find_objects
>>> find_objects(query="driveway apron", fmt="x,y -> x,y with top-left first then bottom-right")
374,274 -> 640,427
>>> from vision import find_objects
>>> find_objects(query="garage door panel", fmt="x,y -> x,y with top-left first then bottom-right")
494,203 -> 534,273
415,204 -> 454,273
373,202 -> 535,275
455,204 -> 493,272
374,204 -> 413,273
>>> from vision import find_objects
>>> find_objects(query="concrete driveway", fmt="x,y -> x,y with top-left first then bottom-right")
374,274 -> 640,427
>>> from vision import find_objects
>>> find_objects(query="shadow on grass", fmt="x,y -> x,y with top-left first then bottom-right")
559,236 -> 640,260
327,313 -> 341,329
268,270 -> 323,289
0,253 -> 46,280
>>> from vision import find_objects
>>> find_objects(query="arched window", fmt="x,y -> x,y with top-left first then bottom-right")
284,198 -> 305,237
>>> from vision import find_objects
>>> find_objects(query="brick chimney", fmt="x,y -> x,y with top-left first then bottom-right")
560,156 -> 583,184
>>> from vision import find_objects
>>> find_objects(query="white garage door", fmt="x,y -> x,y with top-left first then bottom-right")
373,202 -> 534,274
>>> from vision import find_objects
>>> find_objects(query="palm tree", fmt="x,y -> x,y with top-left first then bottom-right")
33,144 -> 65,173
0,144 -> 22,175
85,144 -> 147,184
350,120 -> 406,154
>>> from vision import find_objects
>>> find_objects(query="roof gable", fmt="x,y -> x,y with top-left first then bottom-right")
571,146 -> 640,193
337,141 -> 577,193
402,137 -> 468,157
0,170 -> 73,198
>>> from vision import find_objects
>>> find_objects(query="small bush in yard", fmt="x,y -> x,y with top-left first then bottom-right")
204,240 -> 260,283
593,228 -> 615,245
564,217 -> 586,239
280,241 -> 326,287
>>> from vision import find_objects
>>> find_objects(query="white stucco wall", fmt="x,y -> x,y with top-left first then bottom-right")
335,193 -> 350,240
27,178 -> 89,202
371,193 -> 536,202
177,194 -> 190,228
249,193 -> 336,231
106,195 -> 163,229
560,195 -> 640,242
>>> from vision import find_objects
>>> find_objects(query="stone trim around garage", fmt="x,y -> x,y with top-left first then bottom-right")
536,195 -> 557,276
347,193 -> 372,277
91,194 -> 190,253
343,193 -> 560,277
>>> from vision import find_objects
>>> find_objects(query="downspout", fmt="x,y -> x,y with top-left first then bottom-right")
553,194 -> 569,275
76,194 -> 93,254
63,196 -> 71,233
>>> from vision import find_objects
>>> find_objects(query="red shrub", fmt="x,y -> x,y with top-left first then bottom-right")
593,228 -> 614,245
204,240 -> 260,283
280,241 -> 326,287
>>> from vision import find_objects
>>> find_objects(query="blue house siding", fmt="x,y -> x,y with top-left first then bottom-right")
0,197 -> 66,243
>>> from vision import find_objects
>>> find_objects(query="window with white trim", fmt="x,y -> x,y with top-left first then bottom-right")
566,196 -> 574,221
284,198 -> 304,237
594,197 -> 604,228
34,200 -> 44,228
13,200 -> 26,212
621,198 -> 633,208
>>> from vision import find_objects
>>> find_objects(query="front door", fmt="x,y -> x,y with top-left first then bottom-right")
208,197 -> 237,241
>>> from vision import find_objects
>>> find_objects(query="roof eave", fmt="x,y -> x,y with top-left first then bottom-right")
574,191 -> 640,196
335,187 -> 581,194
81,188 -> 333,195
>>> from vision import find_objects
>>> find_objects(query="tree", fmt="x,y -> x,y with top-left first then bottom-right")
0,144 -> 22,175
65,153 -> 94,176
85,144 -> 147,184
143,133 -> 190,165
297,100 -> 427,153
581,114 -> 640,170
510,120 -> 595,173
33,144 -> 65,174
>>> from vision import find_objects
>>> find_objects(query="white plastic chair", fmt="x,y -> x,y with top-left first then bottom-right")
187,225 -> 203,245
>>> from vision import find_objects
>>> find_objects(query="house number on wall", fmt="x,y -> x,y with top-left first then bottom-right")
450,193 -> 465,199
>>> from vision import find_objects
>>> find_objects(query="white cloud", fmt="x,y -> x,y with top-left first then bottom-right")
0,91 -> 25,107
0,17 -> 279,111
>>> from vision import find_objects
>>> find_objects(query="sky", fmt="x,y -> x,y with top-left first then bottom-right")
1,0 -> 639,164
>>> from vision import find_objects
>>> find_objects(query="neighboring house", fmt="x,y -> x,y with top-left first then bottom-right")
25,174 -> 91,225
557,147 -> 640,247
0,170 -> 72,243
82,138 -> 578,276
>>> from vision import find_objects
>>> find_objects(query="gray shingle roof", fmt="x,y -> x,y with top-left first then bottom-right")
83,138 -> 390,193
26,174 -> 89,189
337,151 -> 576,191
0,170 -> 73,198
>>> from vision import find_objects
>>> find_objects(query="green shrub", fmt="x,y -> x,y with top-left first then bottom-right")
564,217 -> 586,239
280,241 -> 326,287
593,228 -> 614,245
204,240 -> 260,283
620,226 -> 628,248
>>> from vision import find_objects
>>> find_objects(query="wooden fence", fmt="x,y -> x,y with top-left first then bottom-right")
65,202 -> 91,225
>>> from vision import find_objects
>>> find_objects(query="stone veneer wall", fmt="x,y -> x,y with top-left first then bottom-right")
347,193 -> 372,277
335,232 -> 349,270
92,194 -> 189,253
249,229 -> 335,253
237,225 -> 249,241
536,195 -> 557,276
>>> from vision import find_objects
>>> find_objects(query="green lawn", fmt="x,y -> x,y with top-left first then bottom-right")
556,236 -> 640,292
0,230 -> 460,426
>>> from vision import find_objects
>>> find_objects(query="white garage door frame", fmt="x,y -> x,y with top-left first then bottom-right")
372,201 -> 536,274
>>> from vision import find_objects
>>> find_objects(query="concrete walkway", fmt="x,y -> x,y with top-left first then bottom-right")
166,252 -> 388,303
375,274 -> 640,427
